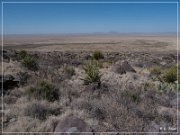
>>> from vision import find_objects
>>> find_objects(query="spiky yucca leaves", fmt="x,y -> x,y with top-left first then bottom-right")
82,60 -> 102,86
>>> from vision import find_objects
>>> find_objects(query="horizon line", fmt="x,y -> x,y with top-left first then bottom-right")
2,32 -> 178,36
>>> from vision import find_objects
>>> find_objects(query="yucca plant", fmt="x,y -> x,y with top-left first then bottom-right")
82,60 -> 102,86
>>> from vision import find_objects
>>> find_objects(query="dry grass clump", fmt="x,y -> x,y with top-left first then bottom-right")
82,60 -> 102,86
93,51 -> 104,60
26,80 -> 59,102
99,95 -> 145,132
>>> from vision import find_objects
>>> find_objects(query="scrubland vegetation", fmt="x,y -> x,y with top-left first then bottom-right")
1,49 -> 179,133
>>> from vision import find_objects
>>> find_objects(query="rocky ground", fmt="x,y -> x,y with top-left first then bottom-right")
0,49 -> 179,134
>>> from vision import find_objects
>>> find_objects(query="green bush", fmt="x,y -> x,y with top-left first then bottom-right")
15,50 -> 38,71
82,61 -> 101,85
16,50 -> 28,60
27,80 -> 59,102
22,55 -> 38,71
163,66 -> 177,83
93,51 -> 104,60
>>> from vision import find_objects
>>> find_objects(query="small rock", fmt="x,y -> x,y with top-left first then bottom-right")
9,118 -> 16,123
111,64 -> 126,74
121,61 -> 136,73
111,60 -> 136,74
160,61 -> 166,65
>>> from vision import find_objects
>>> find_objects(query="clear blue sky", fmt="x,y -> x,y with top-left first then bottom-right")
1,1 -> 178,34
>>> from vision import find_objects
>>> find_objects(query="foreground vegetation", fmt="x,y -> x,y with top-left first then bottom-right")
2,49 -> 178,132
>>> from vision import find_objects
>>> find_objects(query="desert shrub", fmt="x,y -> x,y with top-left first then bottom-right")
26,80 -> 59,102
22,55 -> 38,71
100,96 -> 145,132
16,50 -> 28,60
15,50 -> 39,71
163,66 -> 177,83
93,51 -> 104,60
82,60 -> 101,85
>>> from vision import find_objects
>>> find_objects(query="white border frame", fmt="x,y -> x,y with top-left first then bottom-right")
1,1 -> 179,134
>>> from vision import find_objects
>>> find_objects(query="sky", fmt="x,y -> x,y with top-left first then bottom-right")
0,0 -> 178,34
